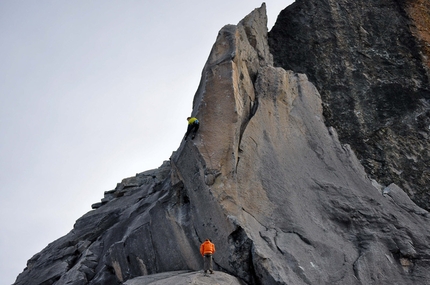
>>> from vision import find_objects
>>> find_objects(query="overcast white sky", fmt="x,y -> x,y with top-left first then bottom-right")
0,1 -> 294,284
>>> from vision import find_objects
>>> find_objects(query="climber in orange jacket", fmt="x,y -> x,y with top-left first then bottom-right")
184,117 -> 199,140
200,239 -> 216,274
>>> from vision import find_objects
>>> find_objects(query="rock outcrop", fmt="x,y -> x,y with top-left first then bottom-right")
122,270 -> 244,285
269,0 -> 430,211
14,3 -> 430,285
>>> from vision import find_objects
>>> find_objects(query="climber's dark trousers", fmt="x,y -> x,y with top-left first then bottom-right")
185,123 -> 199,139
203,254 -> 213,272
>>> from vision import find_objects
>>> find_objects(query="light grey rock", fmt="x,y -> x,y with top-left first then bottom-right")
14,3 -> 430,285
269,0 -> 430,211
124,270 -> 244,285
383,183 -> 429,217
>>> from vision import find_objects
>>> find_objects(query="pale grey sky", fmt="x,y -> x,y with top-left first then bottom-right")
0,1 -> 294,284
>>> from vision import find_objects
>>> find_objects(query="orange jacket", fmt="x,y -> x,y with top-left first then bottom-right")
200,240 -> 215,256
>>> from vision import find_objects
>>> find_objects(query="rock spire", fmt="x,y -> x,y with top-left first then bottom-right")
14,3 -> 430,285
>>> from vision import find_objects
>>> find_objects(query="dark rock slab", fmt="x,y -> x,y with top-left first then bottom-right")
269,0 -> 430,211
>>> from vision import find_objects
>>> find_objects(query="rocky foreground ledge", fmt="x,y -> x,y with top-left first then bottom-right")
124,270 -> 244,285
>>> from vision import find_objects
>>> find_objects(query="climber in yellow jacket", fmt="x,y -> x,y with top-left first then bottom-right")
200,239 -> 215,274
184,117 -> 200,140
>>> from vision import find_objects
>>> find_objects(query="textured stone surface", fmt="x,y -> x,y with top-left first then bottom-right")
123,270 -> 244,285
14,3 -> 430,285
269,0 -> 430,211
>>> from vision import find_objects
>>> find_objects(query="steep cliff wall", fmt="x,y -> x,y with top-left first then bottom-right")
269,0 -> 430,210
14,4 -> 430,285
407,0 -> 430,69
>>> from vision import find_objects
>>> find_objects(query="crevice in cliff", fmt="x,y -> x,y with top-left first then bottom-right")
40,275 -> 61,285
236,81 -> 260,172
241,207 -> 266,233
228,226 -> 260,285
141,216 -> 160,275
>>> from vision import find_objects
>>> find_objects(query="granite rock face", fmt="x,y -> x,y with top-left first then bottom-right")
269,0 -> 430,211
122,270 -> 244,285
14,4 -> 430,285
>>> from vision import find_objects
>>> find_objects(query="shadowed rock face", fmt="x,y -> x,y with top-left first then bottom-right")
14,3 -> 430,285
269,0 -> 430,211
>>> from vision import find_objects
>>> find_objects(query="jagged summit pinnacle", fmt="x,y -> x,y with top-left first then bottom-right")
14,2 -> 430,285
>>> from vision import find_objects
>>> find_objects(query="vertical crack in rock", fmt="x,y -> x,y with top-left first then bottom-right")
269,0 -> 430,211
13,3 -> 430,285
228,226 -> 258,285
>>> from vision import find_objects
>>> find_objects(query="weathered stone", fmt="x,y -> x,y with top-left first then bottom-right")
90,202 -> 102,209
269,0 -> 430,211
14,3 -> 430,285
383,183 -> 429,217
123,270 -> 244,285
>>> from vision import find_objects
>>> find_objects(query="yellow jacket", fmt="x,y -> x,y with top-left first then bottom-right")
188,117 -> 199,125
200,240 -> 215,256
